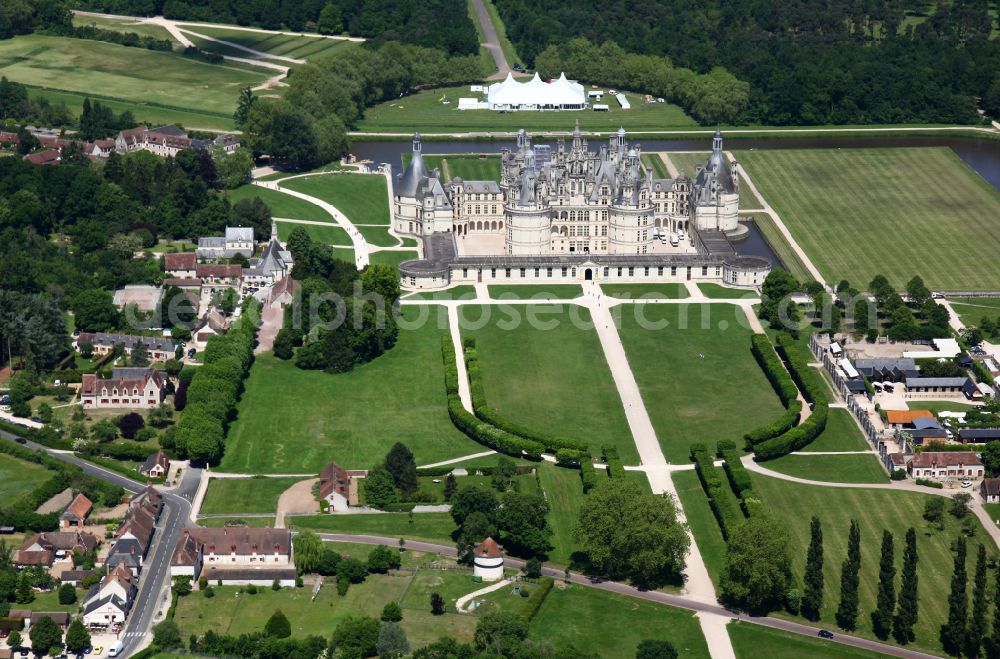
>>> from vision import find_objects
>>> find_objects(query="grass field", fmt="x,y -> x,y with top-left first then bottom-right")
403,153 -> 501,181
280,174 -> 390,225
486,284 -> 581,299
641,153 -> 670,178
737,147 -> 1000,291
762,453 -> 888,484
370,250 -> 419,268
461,304 -> 636,462
798,408 -> 871,452
403,285 -> 478,300
182,25 -> 355,61
275,221 -> 352,245
357,85 -> 696,134
0,35 -> 266,126
290,512 -> 456,545
530,583 -> 711,658
0,455 -> 53,504
198,516 -> 276,527
728,623 -> 885,659
666,152 -> 763,208
948,297 -> 1000,328
356,224 -> 399,246
909,399 -> 979,415
672,470 -> 727,587
226,185 -> 330,222
72,15 -> 178,43
696,283 -> 757,299
535,464 -> 587,566
751,473 -> 996,654
600,283 -> 688,299
617,304 -> 786,463
200,477 -> 305,514
221,306 -> 481,473
747,212 -> 815,284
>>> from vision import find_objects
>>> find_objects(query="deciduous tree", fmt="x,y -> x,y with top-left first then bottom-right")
719,514 -> 792,614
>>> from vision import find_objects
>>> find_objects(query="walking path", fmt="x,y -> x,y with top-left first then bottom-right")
419,450 -> 496,470
275,478 -> 319,528
456,578 -> 513,612
177,27 -> 305,64
469,0 -> 512,80
448,305 -> 474,412
657,152 -> 680,178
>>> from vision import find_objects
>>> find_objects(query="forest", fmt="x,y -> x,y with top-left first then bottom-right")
497,0 -> 1000,125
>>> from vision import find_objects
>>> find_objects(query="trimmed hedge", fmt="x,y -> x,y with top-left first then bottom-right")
602,445 -> 626,479
441,336 -> 544,459
556,448 -> 587,466
521,577 -> 554,621
415,466 -> 453,477
691,444 -> 743,539
720,447 -> 764,518
579,459 -> 598,492
464,340 -> 590,454
744,402 -> 802,448
381,503 -> 418,512
745,334 -> 802,447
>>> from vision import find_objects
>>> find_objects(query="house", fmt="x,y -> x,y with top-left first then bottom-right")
319,461 -> 362,512
80,367 -> 167,410
75,332 -> 177,361
196,226 -> 255,260
902,428 -> 949,449
904,377 -> 971,396
8,611 -> 69,630
60,569 -> 98,587
854,359 -> 918,383
24,149 -> 61,165
88,139 -> 116,158
106,486 -> 162,573
170,527 -> 293,582
164,252 -> 198,278
15,531 -> 100,566
267,275 -> 299,309
201,566 -> 297,588
196,264 -> 243,290
82,565 -> 136,627
957,428 -> 1000,444
473,537 -> 504,581
907,451 -> 984,480
965,379 -> 995,400
193,308 -> 229,345
145,130 -> 191,158
115,127 -> 147,153
884,452 -> 907,475
59,493 -> 93,529
242,224 -> 294,291
982,478 -> 1000,504
139,450 -> 170,478
885,410 -> 934,429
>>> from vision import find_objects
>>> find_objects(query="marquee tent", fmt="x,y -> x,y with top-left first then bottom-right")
484,72 -> 587,111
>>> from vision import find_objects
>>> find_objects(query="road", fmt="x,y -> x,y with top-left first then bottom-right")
469,0 -> 511,80
0,429 -> 201,658
314,533 -> 942,659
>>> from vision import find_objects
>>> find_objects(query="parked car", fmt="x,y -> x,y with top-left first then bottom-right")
818,630 -> 834,639
962,480 -> 973,488
15,437 -> 26,444
0,629 -> 8,638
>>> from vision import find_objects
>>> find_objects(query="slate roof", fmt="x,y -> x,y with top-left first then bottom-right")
905,377 -> 970,388
140,450 -> 170,475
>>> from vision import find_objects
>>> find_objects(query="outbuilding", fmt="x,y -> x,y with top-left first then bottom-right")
473,537 -> 504,582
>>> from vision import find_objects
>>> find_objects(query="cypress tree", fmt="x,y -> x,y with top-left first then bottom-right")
835,519 -> 861,631
802,515 -> 824,621
893,527 -> 919,645
987,561 -> 1000,659
871,530 -> 896,640
942,536 -> 969,656
968,544 -> 990,658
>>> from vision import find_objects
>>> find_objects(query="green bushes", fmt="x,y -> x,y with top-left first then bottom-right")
720,448 -> 765,518
691,444 -> 743,539
602,445 -> 625,479
415,467 -> 453,478
555,449 -> 586,466
463,340 -> 590,454
744,402 -> 802,447
579,459 -> 598,492
520,577 -> 554,621
916,478 -> 944,489
745,334 -> 802,447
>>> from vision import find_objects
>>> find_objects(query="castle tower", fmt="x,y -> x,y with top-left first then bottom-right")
505,148 -> 552,255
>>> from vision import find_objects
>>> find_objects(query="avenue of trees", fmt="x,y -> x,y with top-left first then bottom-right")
498,0 -> 1000,125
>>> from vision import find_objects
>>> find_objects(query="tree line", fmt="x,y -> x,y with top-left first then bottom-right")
496,0 -> 1000,125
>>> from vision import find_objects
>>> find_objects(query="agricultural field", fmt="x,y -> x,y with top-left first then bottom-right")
751,473 -> 996,655
947,297 -> 1000,328
0,454 -> 54,504
356,85 -> 696,134
460,304 -> 637,462
280,174 -> 391,225
617,303 -> 786,464
221,306 -> 481,473
0,35 -> 267,130
200,477 -> 305,515
179,25 -> 356,61
275,222 -> 352,246
737,147 -> 1000,291
761,453 -> 889,484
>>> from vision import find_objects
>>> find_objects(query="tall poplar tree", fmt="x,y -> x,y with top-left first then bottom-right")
893,527 -> 919,645
836,519 -> 861,631
872,530 -> 896,640
968,544 -> 990,658
942,537 -> 968,656
802,516 -> 824,621
987,561 -> 1000,659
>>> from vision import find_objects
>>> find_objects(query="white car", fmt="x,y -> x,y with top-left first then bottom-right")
961,480 -> 973,488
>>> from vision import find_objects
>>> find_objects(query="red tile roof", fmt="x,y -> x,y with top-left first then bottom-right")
164,252 -> 197,271
196,264 -> 242,278
319,461 -> 350,500
908,451 -> 982,468
886,410 -> 934,425
474,537 -> 503,559
62,493 -> 93,522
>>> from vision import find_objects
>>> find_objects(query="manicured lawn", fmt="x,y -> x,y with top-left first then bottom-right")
221,307 -> 481,472
357,85 -> 696,134
198,517 -> 276,528
289,512 -> 456,546
275,221 -> 352,245
462,305 -> 636,461
640,153 -> 670,178
912,400 -> 979,415
403,285 -> 478,301
618,304 -> 786,463
369,250 -> 419,268
982,503 -> 1000,529
14,587 -> 81,612
600,283 -> 688,299
747,212 -> 815,284
331,246 -> 356,263
356,224 -> 400,246
948,297 -> 1000,328
0,455 -> 54,504
751,473 -> 997,655
486,284 -> 581,299
281,174 -> 390,225
226,185 -> 330,222
762,453 -> 888,484
0,35 -> 266,119
737,148 -> 1000,291
535,464 -> 586,566
798,408 -> 871,452
728,622 -> 886,659
442,155 -> 501,180
672,470 -> 726,587
184,26 -> 355,61
529,583 -> 711,659
697,283 -> 757,299
200,477 -> 306,514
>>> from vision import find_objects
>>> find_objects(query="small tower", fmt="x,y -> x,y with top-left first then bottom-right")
712,128 -> 723,155
473,537 -> 504,581
413,132 -> 422,155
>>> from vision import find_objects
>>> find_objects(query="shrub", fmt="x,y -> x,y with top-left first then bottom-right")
916,478 -> 944,489
692,445 -> 743,539
579,459 -> 598,493
521,577 -> 554,621
602,445 -> 626,479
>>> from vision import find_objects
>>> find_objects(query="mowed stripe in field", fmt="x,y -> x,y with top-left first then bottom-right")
738,147 -> 1000,291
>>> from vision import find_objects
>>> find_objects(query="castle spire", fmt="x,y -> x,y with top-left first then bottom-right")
712,128 -> 723,153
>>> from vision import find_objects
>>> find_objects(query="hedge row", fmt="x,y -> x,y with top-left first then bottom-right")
602,445 -> 626,479
441,336 -> 544,459
745,334 -> 802,446
580,459 -> 598,492
720,448 -> 765,518
521,577 -> 555,621
754,334 -> 830,460
691,444 -> 743,539
415,466 -> 453,477
464,341 -> 590,454
744,402 -> 802,448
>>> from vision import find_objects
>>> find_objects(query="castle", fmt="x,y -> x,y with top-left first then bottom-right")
394,124 -> 740,254
393,126 -> 769,289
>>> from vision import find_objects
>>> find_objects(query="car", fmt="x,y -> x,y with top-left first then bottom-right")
92,647 -> 102,656
30,417 -> 41,423
15,437 -> 26,444
818,630 -> 834,639
83,647 -> 92,655
962,480 -> 973,488
19,649 -> 28,658
0,629 -> 7,638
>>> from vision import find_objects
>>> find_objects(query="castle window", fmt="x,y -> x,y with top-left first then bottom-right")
644,267 -> 649,276
603,267 -> 609,277
702,266 -> 708,276
628,267 -> 634,276
658,267 -> 663,276
547,268 -> 552,278
617,268 -> 622,277
671,266 -> 677,276
561,267 -> 568,277
505,268 -> 511,278
716,267 -> 721,276
520,268 -> 525,277
491,269 -> 496,278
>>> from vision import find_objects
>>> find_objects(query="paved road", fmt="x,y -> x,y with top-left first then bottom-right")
469,0 -> 511,80
0,429 -> 201,657
315,533 -> 942,659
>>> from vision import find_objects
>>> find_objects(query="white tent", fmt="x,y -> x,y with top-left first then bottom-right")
486,72 -> 586,111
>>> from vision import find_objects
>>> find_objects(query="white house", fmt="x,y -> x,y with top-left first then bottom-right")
170,527 -> 293,582
80,367 -> 167,410
907,451 -> 984,480
82,565 -> 136,628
